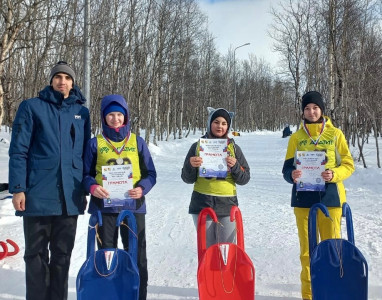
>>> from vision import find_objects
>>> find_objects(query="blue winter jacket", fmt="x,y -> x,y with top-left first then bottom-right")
9,85 -> 91,216
82,95 -> 157,214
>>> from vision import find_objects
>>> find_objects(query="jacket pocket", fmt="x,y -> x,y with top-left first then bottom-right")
71,119 -> 85,151
27,158 -> 59,191
30,158 -> 58,169
72,157 -> 83,169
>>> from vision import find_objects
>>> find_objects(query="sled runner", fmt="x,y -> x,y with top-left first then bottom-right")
0,239 -> 19,260
309,203 -> 368,299
76,210 -> 140,300
197,206 -> 255,300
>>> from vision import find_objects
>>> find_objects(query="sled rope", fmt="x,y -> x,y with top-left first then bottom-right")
316,201 -> 345,278
91,219 -> 119,277
120,221 -> 138,240
89,223 -> 103,246
216,221 -> 238,294
325,215 -> 344,278
333,218 -> 344,278
93,249 -> 119,277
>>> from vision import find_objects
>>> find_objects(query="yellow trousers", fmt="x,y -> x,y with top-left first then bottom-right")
294,206 -> 342,300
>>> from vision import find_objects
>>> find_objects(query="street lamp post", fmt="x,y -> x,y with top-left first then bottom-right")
233,43 -> 250,131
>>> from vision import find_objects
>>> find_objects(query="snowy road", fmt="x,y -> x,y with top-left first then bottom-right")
1,130 -> 381,299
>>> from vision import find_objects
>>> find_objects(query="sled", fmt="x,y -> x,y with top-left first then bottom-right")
76,210 -> 140,300
309,203 -> 368,299
197,206 -> 255,300
0,239 -> 19,259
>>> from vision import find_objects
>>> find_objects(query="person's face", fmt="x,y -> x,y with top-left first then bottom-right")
105,112 -> 125,128
303,103 -> 322,123
211,116 -> 228,138
51,73 -> 73,98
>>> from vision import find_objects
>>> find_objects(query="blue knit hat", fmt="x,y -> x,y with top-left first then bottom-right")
103,103 -> 127,118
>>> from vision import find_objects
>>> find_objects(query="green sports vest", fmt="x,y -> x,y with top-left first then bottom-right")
95,133 -> 141,186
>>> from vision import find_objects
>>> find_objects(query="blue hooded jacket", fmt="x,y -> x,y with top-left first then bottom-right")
9,85 -> 91,216
83,94 -> 157,214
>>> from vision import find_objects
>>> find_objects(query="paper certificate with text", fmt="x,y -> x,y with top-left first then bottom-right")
102,164 -> 133,207
296,151 -> 326,191
198,138 -> 228,178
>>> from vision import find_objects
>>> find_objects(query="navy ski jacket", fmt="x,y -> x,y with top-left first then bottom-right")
9,85 -> 91,216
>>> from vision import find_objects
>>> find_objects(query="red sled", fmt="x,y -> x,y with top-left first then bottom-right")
197,206 -> 255,300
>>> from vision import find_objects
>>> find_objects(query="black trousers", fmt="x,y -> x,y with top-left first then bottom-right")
97,213 -> 147,300
23,215 -> 78,300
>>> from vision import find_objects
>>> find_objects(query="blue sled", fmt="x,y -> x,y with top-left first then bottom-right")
308,203 -> 368,300
76,210 -> 140,300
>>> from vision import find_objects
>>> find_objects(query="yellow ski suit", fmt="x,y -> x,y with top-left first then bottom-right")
282,117 -> 354,299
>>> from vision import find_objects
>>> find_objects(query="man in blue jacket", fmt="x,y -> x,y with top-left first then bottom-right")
9,61 -> 91,300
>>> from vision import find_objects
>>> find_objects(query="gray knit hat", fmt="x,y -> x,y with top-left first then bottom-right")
49,61 -> 75,84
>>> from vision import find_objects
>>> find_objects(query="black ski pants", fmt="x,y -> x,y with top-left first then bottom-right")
97,212 -> 147,300
23,214 -> 78,300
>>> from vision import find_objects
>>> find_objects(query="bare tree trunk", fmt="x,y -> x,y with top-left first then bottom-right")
328,0 -> 336,118
153,71 -> 160,146
178,62 -> 187,139
372,123 -> 381,168
357,132 -> 367,168
0,3 -> 22,126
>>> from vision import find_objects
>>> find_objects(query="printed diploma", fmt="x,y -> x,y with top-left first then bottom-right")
102,164 -> 133,207
296,151 -> 326,191
198,138 -> 228,178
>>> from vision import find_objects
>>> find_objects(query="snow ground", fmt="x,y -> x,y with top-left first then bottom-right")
0,128 -> 381,299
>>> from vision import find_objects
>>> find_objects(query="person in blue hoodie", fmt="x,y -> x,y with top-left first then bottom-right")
9,61 -> 91,300
83,94 -> 157,300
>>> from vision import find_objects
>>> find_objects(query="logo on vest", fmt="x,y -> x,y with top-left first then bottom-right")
100,147 -> 110,154
123,146 -> 136,152
299,139 -> 333,147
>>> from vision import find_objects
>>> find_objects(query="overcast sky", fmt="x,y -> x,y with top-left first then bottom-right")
197,0 -> 284,65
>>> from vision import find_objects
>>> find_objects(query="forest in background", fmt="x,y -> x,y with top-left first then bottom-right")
0,0 -> 381,167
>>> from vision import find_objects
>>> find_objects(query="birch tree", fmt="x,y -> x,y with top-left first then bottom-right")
0,0 -> 45,126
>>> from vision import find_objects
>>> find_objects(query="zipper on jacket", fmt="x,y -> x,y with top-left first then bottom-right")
70,123 -> 75,148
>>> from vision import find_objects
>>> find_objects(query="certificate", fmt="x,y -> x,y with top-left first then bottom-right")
102,164 -> 133,207
198,138 -> 228,177
296,151 -> 326,191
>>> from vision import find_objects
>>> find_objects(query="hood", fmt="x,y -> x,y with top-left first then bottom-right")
39,85 -> 86,106
101,94 -> 130,142
206,107 -> 233,138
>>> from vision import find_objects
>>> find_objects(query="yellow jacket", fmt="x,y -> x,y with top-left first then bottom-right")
282,117 -> 354,207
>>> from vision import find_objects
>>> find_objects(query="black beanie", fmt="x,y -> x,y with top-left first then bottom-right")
210,109 -> 231,129
301,91 -> 325,113
206,107 -> 232,137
